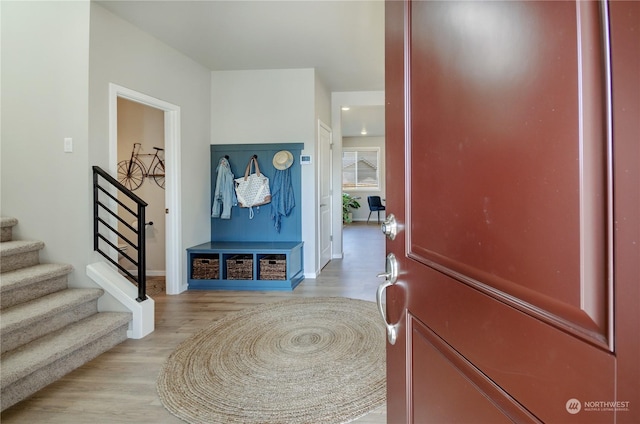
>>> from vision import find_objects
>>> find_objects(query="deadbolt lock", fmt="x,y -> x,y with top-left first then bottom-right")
381,213 -> 398,240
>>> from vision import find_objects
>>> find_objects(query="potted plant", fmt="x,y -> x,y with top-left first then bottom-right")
342,193 -> 361,224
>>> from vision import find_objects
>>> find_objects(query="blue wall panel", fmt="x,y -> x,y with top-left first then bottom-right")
210,143 -> 304,242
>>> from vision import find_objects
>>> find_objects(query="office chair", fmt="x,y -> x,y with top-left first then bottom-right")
367,196 -> 386,224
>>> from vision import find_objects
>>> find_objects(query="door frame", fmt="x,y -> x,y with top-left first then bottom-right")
108,83 -> 182,295
317,119 -> 333,270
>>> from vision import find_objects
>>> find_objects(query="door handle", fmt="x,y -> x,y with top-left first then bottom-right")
376,252 -> 399,344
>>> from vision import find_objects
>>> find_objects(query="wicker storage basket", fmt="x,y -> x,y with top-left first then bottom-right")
192,257 -> 219,279
226,255 -> 253,280
259,255 -> 287,280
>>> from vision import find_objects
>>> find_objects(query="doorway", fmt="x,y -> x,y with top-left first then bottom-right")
109,84 -> 182,295
330,92 -> 384,260
116,98 -> 166,293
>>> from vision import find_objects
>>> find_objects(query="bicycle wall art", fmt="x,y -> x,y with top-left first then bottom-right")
117,143 -> 165,191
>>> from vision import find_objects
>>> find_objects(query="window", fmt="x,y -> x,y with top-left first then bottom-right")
342,148 -> 380,190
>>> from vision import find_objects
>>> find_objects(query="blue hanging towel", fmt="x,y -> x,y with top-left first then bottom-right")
270,167 -> 295,232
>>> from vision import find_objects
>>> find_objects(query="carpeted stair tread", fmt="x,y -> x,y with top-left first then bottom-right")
1,311 -> 132,387
0,263 -> 73,292
0,240 -> 45,257
0,217 -> 135,411
0,217 -> 18,228
0,288 -> 104,334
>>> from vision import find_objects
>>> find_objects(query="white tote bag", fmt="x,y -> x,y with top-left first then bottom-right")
235,156 -> 271,217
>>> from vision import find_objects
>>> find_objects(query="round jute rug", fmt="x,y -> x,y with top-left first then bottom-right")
157,297 -> 386,424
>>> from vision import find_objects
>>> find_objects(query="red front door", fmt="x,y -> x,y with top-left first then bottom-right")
384,1 -> 639,422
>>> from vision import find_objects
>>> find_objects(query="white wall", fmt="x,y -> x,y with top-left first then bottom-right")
211,69 -> 316,144
343,136 -> 386,222
211,69 -> 330,276
89,4 -> 212,291
1,1 -> 92,286
315,75 -> 332,134
2,2 -> 211,291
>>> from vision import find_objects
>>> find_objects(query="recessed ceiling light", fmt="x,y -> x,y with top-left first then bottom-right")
341,106 -> 350,111
361,129 -> 367,135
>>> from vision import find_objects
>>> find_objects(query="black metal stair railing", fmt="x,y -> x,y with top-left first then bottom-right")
92,166 -> 148,302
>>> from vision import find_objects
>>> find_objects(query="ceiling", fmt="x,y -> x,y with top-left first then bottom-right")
340,105 -> 385,138
96,0 -> 386,137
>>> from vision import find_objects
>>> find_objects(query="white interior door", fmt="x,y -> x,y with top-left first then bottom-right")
318,120 -> 333,270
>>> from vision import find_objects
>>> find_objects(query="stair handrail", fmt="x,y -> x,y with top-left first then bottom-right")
92,166 -> 148,302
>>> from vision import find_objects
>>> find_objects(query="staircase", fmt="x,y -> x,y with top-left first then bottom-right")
0,217 -> 132,411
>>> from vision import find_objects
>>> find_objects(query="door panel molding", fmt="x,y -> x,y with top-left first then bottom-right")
405,0 -> 612,351
407,249 -> 610,350
409,313 -> 542,423
405,259 -> 616,423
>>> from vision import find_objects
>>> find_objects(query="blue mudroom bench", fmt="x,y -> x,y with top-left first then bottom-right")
187,241 -> 304,291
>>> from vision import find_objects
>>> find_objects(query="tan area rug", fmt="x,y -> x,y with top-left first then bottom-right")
157,297 -> 386,424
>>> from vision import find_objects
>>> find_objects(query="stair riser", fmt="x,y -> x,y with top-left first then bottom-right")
1,227 -> 13,242
1,301 -> 99,354
0,323 -> 129,411
1,251 -> 40,273
0,275 -> 68,310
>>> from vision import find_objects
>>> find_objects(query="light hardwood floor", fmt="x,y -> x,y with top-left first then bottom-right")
1,222 -> 387,424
